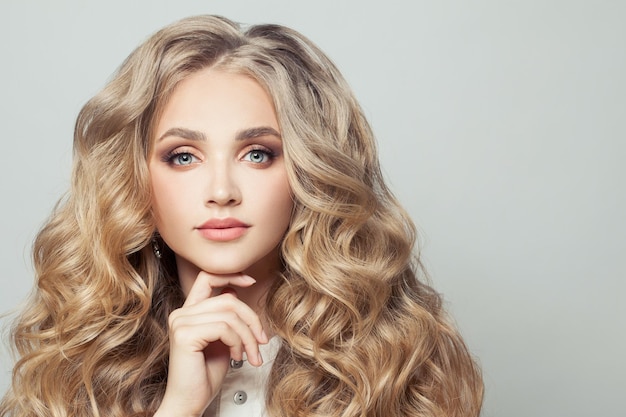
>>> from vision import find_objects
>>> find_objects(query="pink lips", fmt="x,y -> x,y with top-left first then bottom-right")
196,218 -> 250,241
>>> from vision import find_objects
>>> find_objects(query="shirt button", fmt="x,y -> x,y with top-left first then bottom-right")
233,390 -> 247,405
230,359 -> 244,369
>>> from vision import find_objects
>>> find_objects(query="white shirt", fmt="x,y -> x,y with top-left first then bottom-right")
204,337 -> 281,417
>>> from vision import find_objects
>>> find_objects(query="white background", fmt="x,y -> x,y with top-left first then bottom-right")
1,1 -> 625,416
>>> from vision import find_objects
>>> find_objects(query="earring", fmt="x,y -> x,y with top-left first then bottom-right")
152,237 -> 162,259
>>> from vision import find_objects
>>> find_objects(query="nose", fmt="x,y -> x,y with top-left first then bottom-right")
204,160 -> 241,206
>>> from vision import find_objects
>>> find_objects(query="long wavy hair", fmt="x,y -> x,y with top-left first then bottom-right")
1,15 -> 482,417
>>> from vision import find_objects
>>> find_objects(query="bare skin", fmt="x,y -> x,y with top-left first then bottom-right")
154,273 -> 268,417
150,69 -> 292,417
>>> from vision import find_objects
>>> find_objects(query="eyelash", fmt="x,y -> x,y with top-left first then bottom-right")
162,149 -> 199,166
243,147 -> 276,164
160,146 -> 277,166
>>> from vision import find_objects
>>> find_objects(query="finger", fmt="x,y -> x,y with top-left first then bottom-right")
173,293 -> 268,344
215,293 -> 268,344
169,312 -> 262,365
205,318 -> 263,366
184,271 -> 256,307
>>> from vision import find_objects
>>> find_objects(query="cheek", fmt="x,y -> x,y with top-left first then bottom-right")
244,171 -> 292,228
150,169 -> 189,225
268,177 -> 294,230
150,172 -> 169,220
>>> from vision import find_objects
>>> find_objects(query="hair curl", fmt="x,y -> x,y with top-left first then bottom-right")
1,15 -> 482,417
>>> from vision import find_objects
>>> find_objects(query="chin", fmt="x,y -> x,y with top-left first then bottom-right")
200,264 -> 250,275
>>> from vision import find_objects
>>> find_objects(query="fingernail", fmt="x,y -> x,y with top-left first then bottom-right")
257,351 -> 263,366
241,275 -> 256,283
260,330 -> 269,344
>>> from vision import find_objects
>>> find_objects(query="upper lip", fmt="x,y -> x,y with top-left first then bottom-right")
197,218 -> 250,229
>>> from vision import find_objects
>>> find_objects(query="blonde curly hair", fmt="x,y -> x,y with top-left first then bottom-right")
1,15 -> 482,417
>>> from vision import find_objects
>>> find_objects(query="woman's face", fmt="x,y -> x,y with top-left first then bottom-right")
149,68 -> 293,291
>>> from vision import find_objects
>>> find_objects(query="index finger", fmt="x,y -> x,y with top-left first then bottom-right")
183,271 -> 256,307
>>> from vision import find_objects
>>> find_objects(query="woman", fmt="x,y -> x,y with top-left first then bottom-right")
1,15 -> 483,417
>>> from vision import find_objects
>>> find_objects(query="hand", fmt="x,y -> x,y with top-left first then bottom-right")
154,271 -> 269,417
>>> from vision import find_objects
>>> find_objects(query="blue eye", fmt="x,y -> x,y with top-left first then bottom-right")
244,149 -> 273,164
168,152 -> 198,166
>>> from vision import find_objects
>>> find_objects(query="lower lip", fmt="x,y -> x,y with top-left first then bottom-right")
197,227 -> 248,242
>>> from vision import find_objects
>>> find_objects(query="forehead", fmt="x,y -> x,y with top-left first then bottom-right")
153,68 -> 279,138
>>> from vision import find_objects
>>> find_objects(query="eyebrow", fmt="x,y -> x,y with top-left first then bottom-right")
156,126 -> 281,143
157,127 -> 206,142
236,126 -> 281,141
